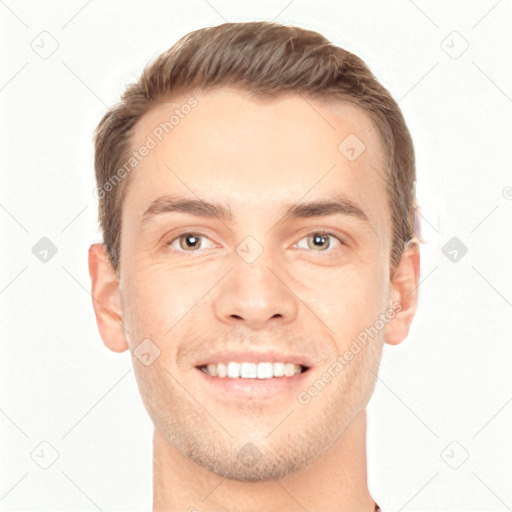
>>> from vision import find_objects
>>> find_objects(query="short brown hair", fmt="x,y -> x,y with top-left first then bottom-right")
93,21 -> 416,275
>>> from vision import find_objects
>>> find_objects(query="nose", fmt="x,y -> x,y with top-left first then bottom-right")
212,254 -> 300,330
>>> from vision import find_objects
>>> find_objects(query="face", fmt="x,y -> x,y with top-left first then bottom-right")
116,87 -> 396,480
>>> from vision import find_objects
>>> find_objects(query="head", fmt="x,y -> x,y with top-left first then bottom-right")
89,21 -> 420,481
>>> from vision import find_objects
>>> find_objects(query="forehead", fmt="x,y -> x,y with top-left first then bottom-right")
124,87 -> 391,245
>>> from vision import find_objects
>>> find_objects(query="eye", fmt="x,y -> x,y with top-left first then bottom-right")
165,230 -> 346,254
294,231 -> 344,252
166,232 -> 216,252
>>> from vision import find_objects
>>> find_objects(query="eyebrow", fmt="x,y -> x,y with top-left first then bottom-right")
141,194 -> 370,225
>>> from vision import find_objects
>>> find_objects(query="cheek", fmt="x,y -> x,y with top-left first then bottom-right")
121,262 -> 208,339
300,260 -> 388,346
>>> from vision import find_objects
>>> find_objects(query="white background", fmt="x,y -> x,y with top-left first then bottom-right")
1,0 -> 511,510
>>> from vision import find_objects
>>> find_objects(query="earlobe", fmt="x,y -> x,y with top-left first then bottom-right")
88,243 -> 129,353
384,239 -> 421,346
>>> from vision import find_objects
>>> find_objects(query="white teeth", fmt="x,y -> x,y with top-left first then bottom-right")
273,362 -> 284,377
257,362 -> 273,379
285,363 -> 296,377
240,362 -> 257,378
227,362 -> 240,378
200,362 -> 304,378
217,363 -> 227,378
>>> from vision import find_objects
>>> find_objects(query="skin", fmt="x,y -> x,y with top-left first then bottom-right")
89,87 -> 420,511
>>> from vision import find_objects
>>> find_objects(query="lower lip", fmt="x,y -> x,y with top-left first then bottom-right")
194,367 -> 311,400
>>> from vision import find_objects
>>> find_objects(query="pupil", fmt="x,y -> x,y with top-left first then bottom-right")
312,234 -> 328,249
185,235 -> 198,248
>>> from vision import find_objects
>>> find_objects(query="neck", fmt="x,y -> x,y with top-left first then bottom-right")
152,408 -> 376,511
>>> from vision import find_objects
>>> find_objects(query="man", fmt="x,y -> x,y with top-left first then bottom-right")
89,21 -> 420,511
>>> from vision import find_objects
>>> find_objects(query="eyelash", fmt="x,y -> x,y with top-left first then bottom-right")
165,230 -> 347,254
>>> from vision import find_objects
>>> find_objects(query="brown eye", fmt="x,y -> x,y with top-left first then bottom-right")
179,234 -> 201,250
308,233 -> 330,250
167,232 -> 215,252
295,232 -> 342,252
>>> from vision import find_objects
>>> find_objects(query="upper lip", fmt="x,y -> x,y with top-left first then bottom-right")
194,350 -> 313,368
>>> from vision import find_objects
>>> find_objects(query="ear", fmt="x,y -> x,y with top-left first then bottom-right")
384,239 -> 421,346
88,243 -> 129,353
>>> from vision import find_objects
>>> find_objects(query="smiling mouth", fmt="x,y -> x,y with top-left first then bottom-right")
196,362 -> 310,379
